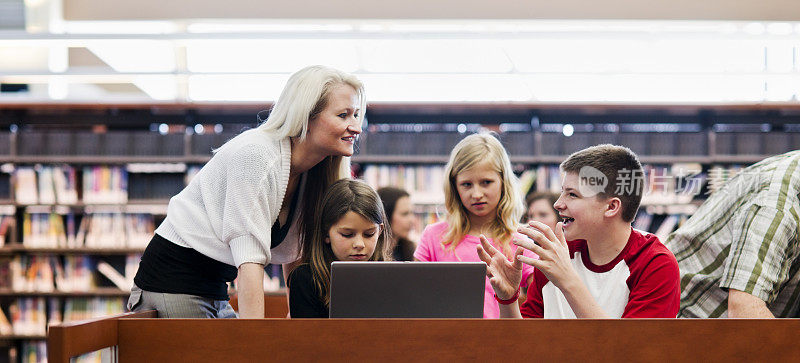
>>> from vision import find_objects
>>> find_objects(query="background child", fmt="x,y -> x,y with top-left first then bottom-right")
414,133 -> 537,318
378,186 -> 418,261
478,144 -> 680,318
288,179 -> 391,318
524,191 -> 561,231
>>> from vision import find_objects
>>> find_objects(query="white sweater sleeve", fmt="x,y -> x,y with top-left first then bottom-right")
223,143 -> 281,267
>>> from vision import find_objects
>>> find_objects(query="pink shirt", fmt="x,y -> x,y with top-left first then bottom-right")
414,221 -> 538,319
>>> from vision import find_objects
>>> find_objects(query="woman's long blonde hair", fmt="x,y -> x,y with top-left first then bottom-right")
258,65 -> 365,261
298,179 -> 392,306
441,133 -> 524,256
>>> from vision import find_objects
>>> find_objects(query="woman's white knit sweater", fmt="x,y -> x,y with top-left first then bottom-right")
155,129 -> 302,268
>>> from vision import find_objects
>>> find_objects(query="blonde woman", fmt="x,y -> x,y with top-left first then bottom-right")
129,65 -> 365,318
414,133 -> 538,318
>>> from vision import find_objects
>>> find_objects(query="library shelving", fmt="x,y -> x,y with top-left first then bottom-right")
0,104 -> 273,362
354,103 -> 800,243
1,102 -> 800,361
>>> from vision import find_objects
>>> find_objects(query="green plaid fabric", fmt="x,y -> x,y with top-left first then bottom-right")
665,151 -> 800,318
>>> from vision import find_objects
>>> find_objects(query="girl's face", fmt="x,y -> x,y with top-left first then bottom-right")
527,198 -> 559,232
455,161 -> 503,226
326,211 -> 381,261
390,196 -> 415,241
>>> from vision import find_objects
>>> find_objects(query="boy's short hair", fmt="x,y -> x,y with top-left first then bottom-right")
560,144 -> 643,222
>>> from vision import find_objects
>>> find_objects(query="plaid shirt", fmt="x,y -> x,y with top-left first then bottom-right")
665,151 -> 800,318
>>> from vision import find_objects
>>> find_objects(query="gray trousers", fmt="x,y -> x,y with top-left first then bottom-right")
128,285 -> 237,318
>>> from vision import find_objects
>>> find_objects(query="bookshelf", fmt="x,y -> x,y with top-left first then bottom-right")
1,102 -> 800,361
0,108 -> 265,362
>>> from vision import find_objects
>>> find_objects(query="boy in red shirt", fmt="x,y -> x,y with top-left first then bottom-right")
479,144 -> 680,318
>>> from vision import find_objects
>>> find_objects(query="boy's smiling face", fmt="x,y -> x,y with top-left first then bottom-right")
554,171 -> 610,242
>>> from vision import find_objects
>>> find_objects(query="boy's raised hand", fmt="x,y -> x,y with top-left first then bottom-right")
477,234 -> 524,300
514,221 -> 579,290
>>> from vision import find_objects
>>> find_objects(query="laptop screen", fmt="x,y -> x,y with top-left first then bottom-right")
329,261 -> 486,318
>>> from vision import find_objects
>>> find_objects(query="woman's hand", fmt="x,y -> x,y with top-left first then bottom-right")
477,235 -> 524,300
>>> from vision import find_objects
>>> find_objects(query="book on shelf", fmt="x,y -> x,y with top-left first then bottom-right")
82,166 -> 128,204
9,297 -> 47,336
36,166 -> 56,205
22,212 -> 67,248
186,165 -> 202,185
0,304 -> 12,335
124,254 -> 141,289
13,167 -> 38,205
654,214 -> 680,242
518,169 -> 536,196
9,256 -> 55,293
632,210 -> 654,232
96,261 -> 132,291
0,214 -> 15,247
48,297 -> 62,327
53,166 -> 79,205
19,341 -> 47,363
58,256 -> 95,292
533,165 -> 562,194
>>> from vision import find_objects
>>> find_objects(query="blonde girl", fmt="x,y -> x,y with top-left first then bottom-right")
413,133 -> 538,318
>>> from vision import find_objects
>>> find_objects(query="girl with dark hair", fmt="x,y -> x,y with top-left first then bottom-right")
377,187 -> 417,261
288,179 -> 392,318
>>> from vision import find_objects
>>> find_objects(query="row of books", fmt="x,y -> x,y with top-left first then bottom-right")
6,254 -> 140,292
13,166 -> 128,205
21,212 -> 155,249
16,341 -> 48,363
361,129 -> 779,157
633,211 -> 693,242
0,297 -> 125,337
16,130 -> 187,157
362,164 -> 447,205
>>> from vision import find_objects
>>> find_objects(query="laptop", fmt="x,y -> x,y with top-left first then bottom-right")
328,261 -> 486,318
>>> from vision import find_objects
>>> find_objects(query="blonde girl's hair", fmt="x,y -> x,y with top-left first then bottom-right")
441,133 -> 524,256
297,179 -> 392,306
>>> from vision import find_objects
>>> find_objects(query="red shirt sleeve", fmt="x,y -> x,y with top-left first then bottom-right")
519,270 -> 548,318
622,252 -> 681,318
